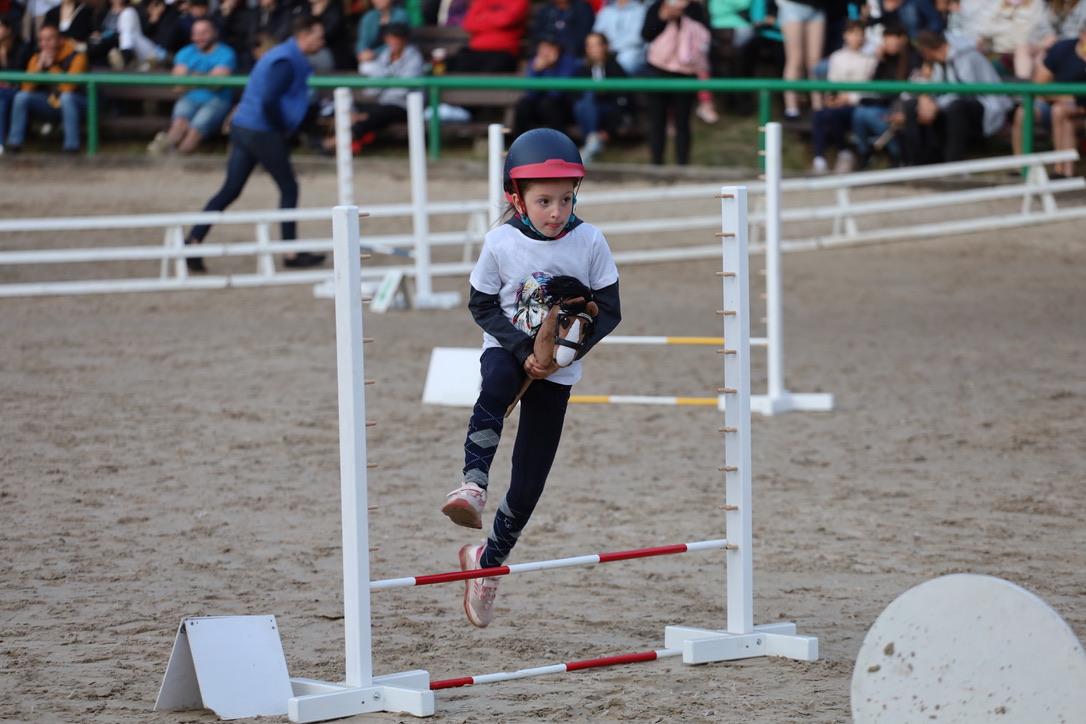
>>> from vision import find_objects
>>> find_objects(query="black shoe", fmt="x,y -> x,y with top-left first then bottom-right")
184,238 -> 206,273
5,145 -> 21,155
283,252 -> 326,268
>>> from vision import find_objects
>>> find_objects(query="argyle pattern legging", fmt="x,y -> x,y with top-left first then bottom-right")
463,347 -> 570,569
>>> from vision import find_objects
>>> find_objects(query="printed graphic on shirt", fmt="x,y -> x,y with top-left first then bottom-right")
512,272 -> 593,339
512,272 -> 554,338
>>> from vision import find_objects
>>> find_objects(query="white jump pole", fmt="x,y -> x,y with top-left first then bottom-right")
287,206 -> 433,722
406,93 -> 461,310
334,87 -> 354,206
408,92 -> 432,305
487,123 -> 505,229
752,124 -> 834,416
664,187 -> 818,664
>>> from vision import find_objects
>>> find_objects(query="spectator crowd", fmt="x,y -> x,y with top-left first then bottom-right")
0,0 -> 1084,173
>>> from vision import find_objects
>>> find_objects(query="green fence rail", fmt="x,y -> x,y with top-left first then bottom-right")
3,70 -> 1085,160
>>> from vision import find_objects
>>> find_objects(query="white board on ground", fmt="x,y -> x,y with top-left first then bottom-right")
851,574 -> 1086,723
422,347 -> 481,406
155,615 -> 293,720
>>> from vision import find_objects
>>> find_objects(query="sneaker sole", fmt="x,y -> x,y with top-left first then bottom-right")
442,499 -> 483,529
459,544 -> 489,628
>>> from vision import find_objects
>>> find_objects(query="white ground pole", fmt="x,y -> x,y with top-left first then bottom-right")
664,187 -> 818,664
334,87 -> 354,207
488,123 -> 504,229
759,122 -> 834,415
287,206 -> 434,722
407,92 -> 461,310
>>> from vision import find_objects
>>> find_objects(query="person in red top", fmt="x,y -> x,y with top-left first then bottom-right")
447,0 -> 530,73
6,22 -> 88,154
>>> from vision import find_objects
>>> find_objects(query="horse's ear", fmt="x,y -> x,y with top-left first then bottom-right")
586,301 -> 599,318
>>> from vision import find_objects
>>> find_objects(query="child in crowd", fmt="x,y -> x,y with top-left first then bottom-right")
810,19 -> 876,173
574,31 -> 630,162
851,22 -> 920,169
441,129 -> 622,628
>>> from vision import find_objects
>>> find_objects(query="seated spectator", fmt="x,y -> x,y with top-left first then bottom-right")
1011,27 -> 1086,177
511,35 -> 580,141
319,22 -> 423,153
574,31 -> 629,161
147,17 -> 236,155
533,0 -> 596,59
851,22 -> 921,168
303,0 -> 354,71
252,0 -> 294,62
355,0 -> 410,73
446,0 -> 530,74
143,0 -> 184,62
0,12 -> 29,155
212,0 -> 256,71
1016,0 -> 1086,80
593,0 -> 648,75
87,0 -> 163,69
810,19 -> 876,173
5,22 -> 87,154
863,0 -> 943,41
641,0 -> 709,165
436,0 -> 472,27
975,0 -> 1044,78
897,29 -> 1014,165
44,0 -> 96,47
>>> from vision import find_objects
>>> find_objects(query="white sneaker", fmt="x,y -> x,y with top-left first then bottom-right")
696,102 -> 719,124
812,156 -> 828,175
581,132 -> 604,162
459,543 -> 500,628
441,482 -> 486,529
108,48 -> 126,71
834,150 -> 855,174
147,131 -> 170,156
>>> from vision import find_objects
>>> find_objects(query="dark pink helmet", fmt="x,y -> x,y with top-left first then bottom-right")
503,129 -> 585,202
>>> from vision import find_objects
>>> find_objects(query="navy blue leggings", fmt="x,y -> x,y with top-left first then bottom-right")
464,348 -> 571,568
188,125 -> 299,243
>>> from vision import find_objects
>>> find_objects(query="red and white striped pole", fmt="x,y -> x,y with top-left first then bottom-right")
430,648 -> 683,691
370,539 -> 730,591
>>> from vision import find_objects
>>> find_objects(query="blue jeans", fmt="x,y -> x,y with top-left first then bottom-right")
573,91 -> 619,139
7,90 -> 86,151
811,105 -> 854,157
0,86 -> 16,146
188,125 -> 298,243
852,104 -> 900,159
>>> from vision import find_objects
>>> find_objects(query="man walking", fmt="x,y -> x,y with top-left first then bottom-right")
185,16 -> 325,272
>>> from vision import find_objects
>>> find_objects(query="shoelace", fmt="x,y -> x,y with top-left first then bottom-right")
474,575 -> 499,610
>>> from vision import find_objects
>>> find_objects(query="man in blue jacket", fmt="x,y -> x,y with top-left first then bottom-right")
184,16 -> 325,272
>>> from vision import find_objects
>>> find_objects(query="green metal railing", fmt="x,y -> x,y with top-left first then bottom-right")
3,70 -> 1085,160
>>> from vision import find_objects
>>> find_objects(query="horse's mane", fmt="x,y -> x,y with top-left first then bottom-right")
545,275 -> 593,311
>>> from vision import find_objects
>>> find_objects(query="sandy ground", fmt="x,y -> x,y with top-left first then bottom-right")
1,156 -> 1085,724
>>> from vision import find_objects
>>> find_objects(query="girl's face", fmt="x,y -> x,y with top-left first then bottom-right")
843,26 -> 865,51
883,33 -> 907,55
515,179 -> 577,238
585,34 -> 609,64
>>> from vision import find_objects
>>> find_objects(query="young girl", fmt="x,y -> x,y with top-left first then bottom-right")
810,19 -> 876,173
441,129 -> 622,628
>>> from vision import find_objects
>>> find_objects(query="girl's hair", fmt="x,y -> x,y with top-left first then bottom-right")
844,19 -> 866,34
585,31 -> 610,48
881,23 -> 912,81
